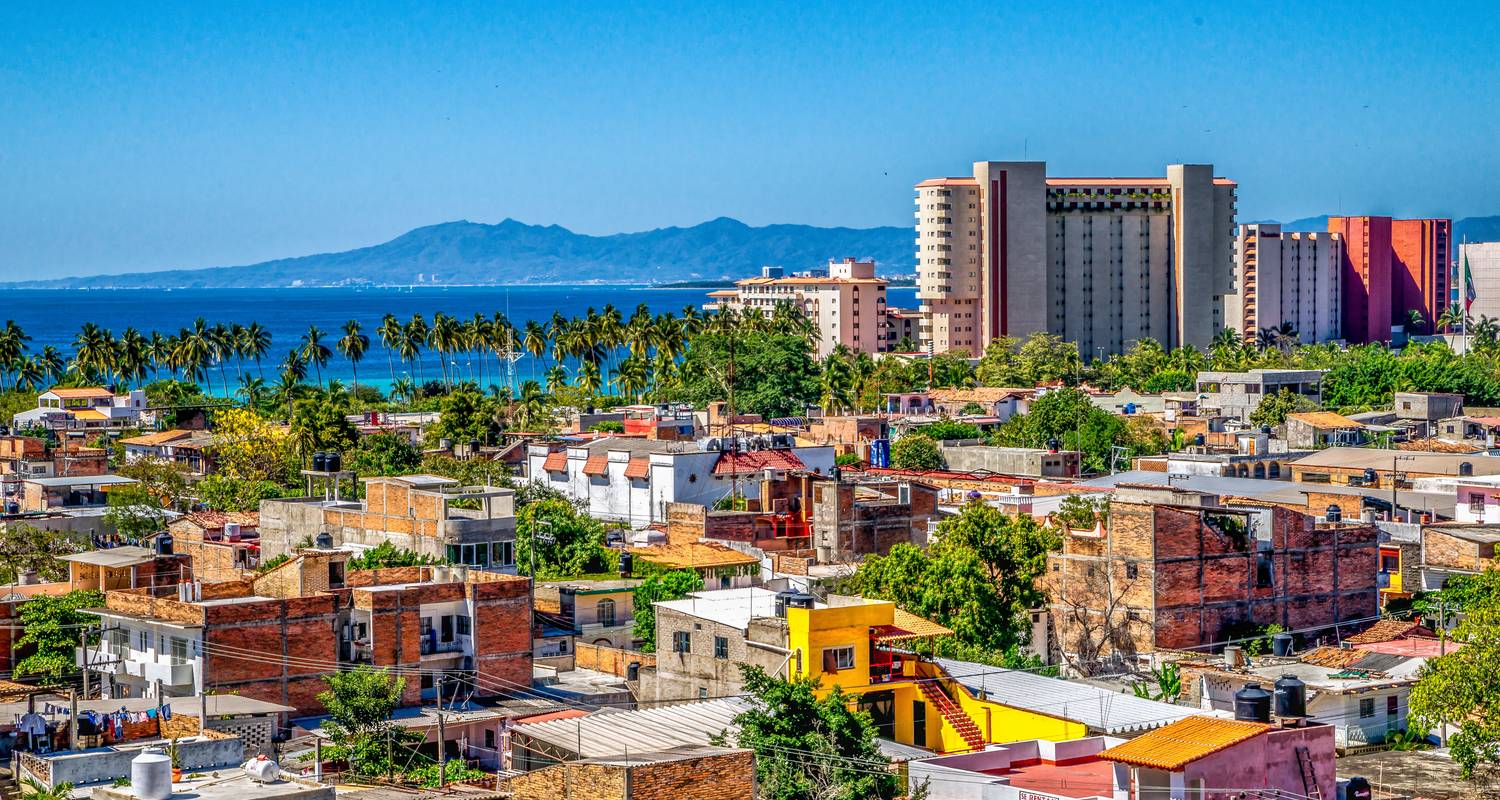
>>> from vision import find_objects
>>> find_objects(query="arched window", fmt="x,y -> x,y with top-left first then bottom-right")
1253,463 -> 1266,479
1269,462 -> 1282,479
596,598 -> 616,628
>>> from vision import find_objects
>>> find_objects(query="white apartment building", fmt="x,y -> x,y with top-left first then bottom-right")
710,259 -> 887,357
1228,224 -> 1344,343
916,162 -> 1238,356
12,387 -> 147,432
1460,242 -> 1500,325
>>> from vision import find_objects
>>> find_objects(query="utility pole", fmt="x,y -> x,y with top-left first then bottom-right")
387,728 -> 394,783
79,627 -> 91,700
1438,596 -> 1449,746
313,736 -> 323,782
436,711 -> 447,787
68,688 -> 79,750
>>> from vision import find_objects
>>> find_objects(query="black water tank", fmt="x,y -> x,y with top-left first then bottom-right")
468,439 -> 481,455
154,533 -> 174,556
1275,674 -> 1307,717
312,451 -> 328,472
1363,467 -> 1378,485
1460,461 -> 1474,476
774,590 -> 798,618
1234,683 -> 1272,723
326,451 -> 342,472
314,530 -> 334,549
1326,504 -> 1342,523
784,592 -> 815,610
618,551 -> 634,576
1272,632 -> 1295,657
1194,433 -> 1206,446
1261,425 -> 1273,435
1046,437 -> 1061,453
1344,777 -> 1372,800
627,661 -> 640,681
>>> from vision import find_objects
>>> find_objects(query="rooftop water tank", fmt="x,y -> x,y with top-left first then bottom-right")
243,754 -> 281,783
1234,683 -> 1272,723
314,530 -> 334,549
311,451 -> 328,472
325,451 -> 342,472
154,534 -> 174,556
1271,632 -> 1295,657
1325,504 -> 1342,523
131,747 -> 173,800
1275,674 -> 1307,717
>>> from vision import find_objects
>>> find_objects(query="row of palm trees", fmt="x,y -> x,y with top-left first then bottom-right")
0,300 -> 821,407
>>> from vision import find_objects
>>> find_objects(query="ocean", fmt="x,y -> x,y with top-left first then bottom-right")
5,285 -> 920,394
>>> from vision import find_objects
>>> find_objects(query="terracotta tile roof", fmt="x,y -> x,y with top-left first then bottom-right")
624,458 -> 650,480
121,429 -> 195,447
713,449 -> 805,476
71,408 -> 110,421
1097,716 -> 1269,771
1299,646 -> 1371,670
927,387 -> 1033,405
629,541 -> 759,570
582,454 -> 609,477
1287,411 -> 1363,428
1397,439 -> 1487,453
871,609 -> 954,643
44,387 -> 114,399
541,451 -> 567,473
1345,619 -> 1432,645
178,511 -> 260,531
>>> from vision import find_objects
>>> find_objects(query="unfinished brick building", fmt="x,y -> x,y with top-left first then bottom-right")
84,552 -> 532,714
1046,485 -> 1378,670
810,476 -> 938,561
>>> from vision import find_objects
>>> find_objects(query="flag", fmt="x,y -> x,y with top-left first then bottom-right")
1465,251 -> 1477,312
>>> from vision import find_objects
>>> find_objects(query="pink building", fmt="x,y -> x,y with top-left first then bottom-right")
908,715 -> 1336,800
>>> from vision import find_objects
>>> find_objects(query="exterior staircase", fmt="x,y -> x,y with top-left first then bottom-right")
917,678 -> 985,752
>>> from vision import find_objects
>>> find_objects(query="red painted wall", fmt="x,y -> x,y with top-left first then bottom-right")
1329,216 -> 1392,344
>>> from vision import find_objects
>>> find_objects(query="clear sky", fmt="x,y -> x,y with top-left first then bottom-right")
3,1 -> 1497,280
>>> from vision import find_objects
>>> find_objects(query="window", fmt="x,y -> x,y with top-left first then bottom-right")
1470,497 -> 1486,515
457,615 -> 472,636
491,541 -> 515,567
328,560 -> 346,588
168,637 -> 189,664
672,631 -> 691,653
822,646 -> 855,673
1125,562 -> 1139,580
485,729 -> 495,750
596,599 -> 617,628
136,630 -> 150,652
1380,553 -> 1399,573
1360,698 -> 1375,718
1387,695 -> 1398,717
699,687 -> 709,699
714,636 -> 729,659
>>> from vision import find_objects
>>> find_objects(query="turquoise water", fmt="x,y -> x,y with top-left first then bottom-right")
3,285 -> 919,393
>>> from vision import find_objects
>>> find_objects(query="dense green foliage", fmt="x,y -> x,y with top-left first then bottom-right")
1411,569 -> 1500,777
15,590 -> 105,679
851,501 -> 1059,656
347,542 -> 441,571
716,665 -> 900,800
991,387 -> 1162,473
917,418 -> 982,441
195,474 -> 286,512
103,483 -> 171,541
0,524 -> 79,583
516,498 -> 614,578
676,332 -> 821,419
347,432 -> 423,476
1249,388 -> 1319,427
890,433 -> 942,470
633,569 -> 705,652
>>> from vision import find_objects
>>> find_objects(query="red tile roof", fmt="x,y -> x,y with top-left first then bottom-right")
624,458 -> 650,480
713,449 -> 805,476
542,451 -> 567,473
582,454 -> 609,477
1345,619 -> 1432,645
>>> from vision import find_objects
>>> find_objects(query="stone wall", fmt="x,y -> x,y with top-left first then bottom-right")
575,642 -> 655,677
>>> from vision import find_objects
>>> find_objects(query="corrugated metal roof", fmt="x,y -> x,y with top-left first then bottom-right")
513,698 -> 752,759
934,658 -> 1201,734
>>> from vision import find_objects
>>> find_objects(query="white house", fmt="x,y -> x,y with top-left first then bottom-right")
526,436 -> 837,528
13,387 -> 147,432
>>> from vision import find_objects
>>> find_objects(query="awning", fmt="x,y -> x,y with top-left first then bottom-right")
582,454 -> 609,477
542,451 -> 567,473
624,458 -> 650,480
870,609 -> 953,643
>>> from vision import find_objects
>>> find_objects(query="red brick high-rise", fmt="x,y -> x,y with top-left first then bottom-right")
1328,216 -> 1451,343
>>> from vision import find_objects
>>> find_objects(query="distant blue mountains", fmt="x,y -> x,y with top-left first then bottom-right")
6,217 -> 915,289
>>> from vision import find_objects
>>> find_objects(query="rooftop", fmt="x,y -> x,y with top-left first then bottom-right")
24,474 -> 138,488
655,587 -> 783,630
1287,411 -> 1364,429
1292,448 -> 1500,476
44,387 -> 115,399
935,657 -> 1203,734
513,697 -> 754,759
58,546 -> 158,568
1097,716 -> 1269,771
629,540 -> 760,570
89,771 -> 333,800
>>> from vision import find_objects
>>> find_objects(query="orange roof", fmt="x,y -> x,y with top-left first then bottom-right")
514,708 -> 591,725
121,429 -> 195,447
1097,716 -> 1269,771
629,541 -> 759,570
45,387 -> 114,399
541,451 -> 567,473
871,609 -> 954,643
714,449 -> 805,476
71,408 -> 110,421
915,177 -> 978,188
1345,619 -> 1432,645
1287,411 -> 1362,429
1299,646 -> 1371,670
582,454 -> 609,477
624,458 -> 650,480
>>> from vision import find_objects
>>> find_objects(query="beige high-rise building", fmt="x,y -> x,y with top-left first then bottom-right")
1460,242 -> 1500,325
915,162 -> 1237,356
708,258 -> 887,357
1228,224 -> 1344,344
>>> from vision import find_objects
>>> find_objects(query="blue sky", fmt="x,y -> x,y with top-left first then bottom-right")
2,1 -> 1497,279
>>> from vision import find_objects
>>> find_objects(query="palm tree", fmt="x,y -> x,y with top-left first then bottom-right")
209,323 -> 235,396
377,313 -> 402,388
272,369 -> 305,420
117,328 -> 150,388
300,325 -> 331,388
279,349 -> 308,383
177,321 -> 212,387
1166,345 -> 1206,375
612,355 -> 650,402
1436,303 -> 1466,335
819,351 -> 855,415
406,314 -> 429,383
236,374 -> 267,407
427,312 -> 461,387
1405,309 -> 1428,335
240,321 -> 272,379
37,346 -> 65,385
337,320 -> 370,399
522,320 -> 548,383
13,356 -> 44,391
390,376 -> 417,407
575,360 -> 603,396
512,379 -> 550,432
0,321 -> 30,391
545,364 -> 568,394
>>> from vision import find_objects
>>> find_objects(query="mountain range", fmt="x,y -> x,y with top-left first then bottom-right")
11,214 -> 1500,290
5,217 -> 914,289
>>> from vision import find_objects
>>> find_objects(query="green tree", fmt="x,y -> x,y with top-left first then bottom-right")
15,590 -> 104,679
890,433 -> 942,470
194,475 -> 285,512
1410,568 -> 1500,777
917,419 -> 982,441
347,541 -> 440,571
675,332 -> 820,419
0,524 -> 80,583
1248,387 -> 1318,427
315,666 -> 423,778
633,569 -> 704,652
347,431 -> 422,476
429,388 -> 499,445
104,483 -> 170,542
716,665 -> 900,800
516,498 -> 612,578
289,397 -> 358,460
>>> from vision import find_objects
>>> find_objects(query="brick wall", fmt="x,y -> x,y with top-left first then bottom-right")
1422,527 -> 1498,572
500,750 -> 754,800
575,642 -> 655,677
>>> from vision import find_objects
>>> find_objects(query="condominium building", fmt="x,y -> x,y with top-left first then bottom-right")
708,258 -> 887,356
1459,242 -> 1500,324
915,162 -> 1237,356
1327,216 -> 1451,343
1228,224 -> 1343,343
